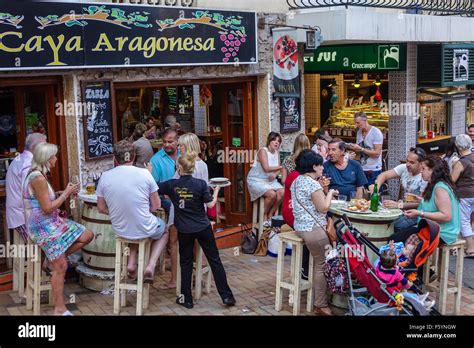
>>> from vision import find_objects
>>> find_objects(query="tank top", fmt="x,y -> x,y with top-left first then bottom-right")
457,153 -> 474,199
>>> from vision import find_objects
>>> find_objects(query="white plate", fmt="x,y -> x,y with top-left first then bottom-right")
210,177 -> 229,183
341,207 -> 372,214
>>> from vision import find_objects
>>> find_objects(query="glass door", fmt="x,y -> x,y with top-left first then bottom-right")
0,85 -> 61,190
221,82 -> 254,225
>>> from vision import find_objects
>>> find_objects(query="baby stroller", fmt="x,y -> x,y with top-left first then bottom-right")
334,214 -> 440,316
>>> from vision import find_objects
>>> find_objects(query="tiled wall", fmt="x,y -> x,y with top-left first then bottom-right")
387,44 -> 418,199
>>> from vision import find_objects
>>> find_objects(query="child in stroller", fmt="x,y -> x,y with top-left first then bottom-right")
335,215 -> 439,316
375,248 -> 413,294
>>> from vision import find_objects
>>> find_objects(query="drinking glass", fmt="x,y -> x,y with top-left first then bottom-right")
350,191 -> 357,201
338,194 -> 348,208
381,195 -> 390,206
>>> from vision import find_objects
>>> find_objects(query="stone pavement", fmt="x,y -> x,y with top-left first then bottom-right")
0,249 -> 473,316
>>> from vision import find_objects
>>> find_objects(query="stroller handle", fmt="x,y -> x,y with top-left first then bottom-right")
342,213 -> 351,228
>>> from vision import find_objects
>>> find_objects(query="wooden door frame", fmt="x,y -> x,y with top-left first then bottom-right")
220,81 -> 257,225
0,76 -> 68,191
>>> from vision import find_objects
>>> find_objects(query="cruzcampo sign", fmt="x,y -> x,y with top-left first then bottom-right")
304,44 -> 406,73
0,1 -> 257,70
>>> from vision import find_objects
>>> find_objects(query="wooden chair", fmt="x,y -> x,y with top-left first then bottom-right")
423,240 -> 465,315
275,231 -> 314,316
25,239 -> 52,315
114,237 -> 151,316
176,244 -> 212,300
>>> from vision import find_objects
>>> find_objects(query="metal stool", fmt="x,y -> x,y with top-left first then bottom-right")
275,231 -> 314,316
423,240 -> 465,315
252,197 -> 265,240
176,244 -> 212,300
25,239 -> 52,315
114,237 -> 151,316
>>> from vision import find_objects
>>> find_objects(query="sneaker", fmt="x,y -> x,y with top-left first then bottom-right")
176,297 -> 193,309
222,296 -> 236,306
263,220 -> 271,228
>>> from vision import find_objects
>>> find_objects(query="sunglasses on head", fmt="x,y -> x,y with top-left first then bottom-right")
409,147 -> 426,159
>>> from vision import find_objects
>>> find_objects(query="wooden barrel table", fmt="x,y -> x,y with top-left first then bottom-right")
329,203 -> 402,263
328,203 -> 402,309
76,192 -> 115,292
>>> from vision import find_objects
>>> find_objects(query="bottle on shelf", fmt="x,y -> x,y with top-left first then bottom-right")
434,123 -> 438,136
370,183 -> 379,212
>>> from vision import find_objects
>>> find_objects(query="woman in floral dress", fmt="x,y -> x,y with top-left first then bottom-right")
23,143 -> 93,316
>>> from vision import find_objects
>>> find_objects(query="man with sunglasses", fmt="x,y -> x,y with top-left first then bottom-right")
373,147 -> 427,233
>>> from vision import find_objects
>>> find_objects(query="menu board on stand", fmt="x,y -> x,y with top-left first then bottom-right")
82,81 -> 115,160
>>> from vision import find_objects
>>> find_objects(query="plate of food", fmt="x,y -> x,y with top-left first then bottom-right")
341,199 -> 371,214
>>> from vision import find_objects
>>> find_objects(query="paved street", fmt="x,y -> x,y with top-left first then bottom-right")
0,249 -> 473,316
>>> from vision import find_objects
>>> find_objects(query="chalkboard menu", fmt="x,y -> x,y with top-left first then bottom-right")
280,97 -> 301,134
82,81 -> 114,160
166,87 -> 178,113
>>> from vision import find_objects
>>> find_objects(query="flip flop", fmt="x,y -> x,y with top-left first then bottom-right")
62,310 -> 74,316
159,283 -> 176,290
127,272 -> 137,281
144,277 -> 155,284
314,307 -> 333,316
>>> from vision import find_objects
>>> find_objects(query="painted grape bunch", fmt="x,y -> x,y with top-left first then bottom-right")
274,35 -> 297,70
219,31 -> 247,63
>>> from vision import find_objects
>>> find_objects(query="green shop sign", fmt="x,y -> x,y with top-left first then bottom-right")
304,44 -> 406,73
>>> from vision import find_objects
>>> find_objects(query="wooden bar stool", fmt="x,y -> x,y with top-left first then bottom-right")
114,237 -> 151,316
176,244 -> 212,300
216,197 -> 226,224
252,197 -> 265,240
275,231 -> 314,316
25,239 -> 52,315
12,229 -> 27,298
423,240 -> 465,315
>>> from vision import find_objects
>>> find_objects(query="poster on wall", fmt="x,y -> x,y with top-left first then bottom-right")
280,97 -> 300,133
273,28 -> 300,98
453,49 -> 469,82
0,1 -> 257,70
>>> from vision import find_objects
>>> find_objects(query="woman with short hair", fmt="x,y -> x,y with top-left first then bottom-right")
451,134 -> 474,256
290,149 -> 338,316
247,132 -> 284,227
23,143 -> 93,316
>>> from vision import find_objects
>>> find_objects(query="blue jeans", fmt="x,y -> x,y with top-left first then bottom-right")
393,215 -> 418,235
160,196 -> 172,216
364,170 -> 382,187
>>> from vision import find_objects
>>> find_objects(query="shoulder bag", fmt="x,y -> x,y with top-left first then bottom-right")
294,177 -> 336,243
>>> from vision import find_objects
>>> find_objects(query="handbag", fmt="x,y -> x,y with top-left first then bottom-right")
294,178 -> 337,244
254,227 -> 272,256
240,224 -> 258,254
324,249 -> 349,294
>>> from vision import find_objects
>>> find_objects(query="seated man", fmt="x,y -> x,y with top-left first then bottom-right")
97,140 -> 169,282
323,139 -> 367,199
373,147 -> 427,235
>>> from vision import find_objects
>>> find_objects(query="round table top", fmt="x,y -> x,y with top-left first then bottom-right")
78,191 -> 98,204
329,201 -> 402,222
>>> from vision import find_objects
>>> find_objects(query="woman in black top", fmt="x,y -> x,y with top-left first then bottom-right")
159,154 -> 235,308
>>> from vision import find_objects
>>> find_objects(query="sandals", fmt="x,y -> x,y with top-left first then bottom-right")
314,307 -> 333,316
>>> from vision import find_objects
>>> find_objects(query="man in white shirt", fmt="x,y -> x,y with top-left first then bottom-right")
97,140 -> 168,282
374,147 -> 427,235
6,133 -> 46,241
349,112 -> 384,186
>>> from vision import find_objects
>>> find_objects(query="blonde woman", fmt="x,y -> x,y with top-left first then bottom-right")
22,143 -> 93,315
159,154 -> 235,308
161,132 -> 209,290
281,133 -> 311,184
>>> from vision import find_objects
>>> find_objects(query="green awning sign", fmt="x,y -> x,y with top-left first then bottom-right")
304,44 -> 406,73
